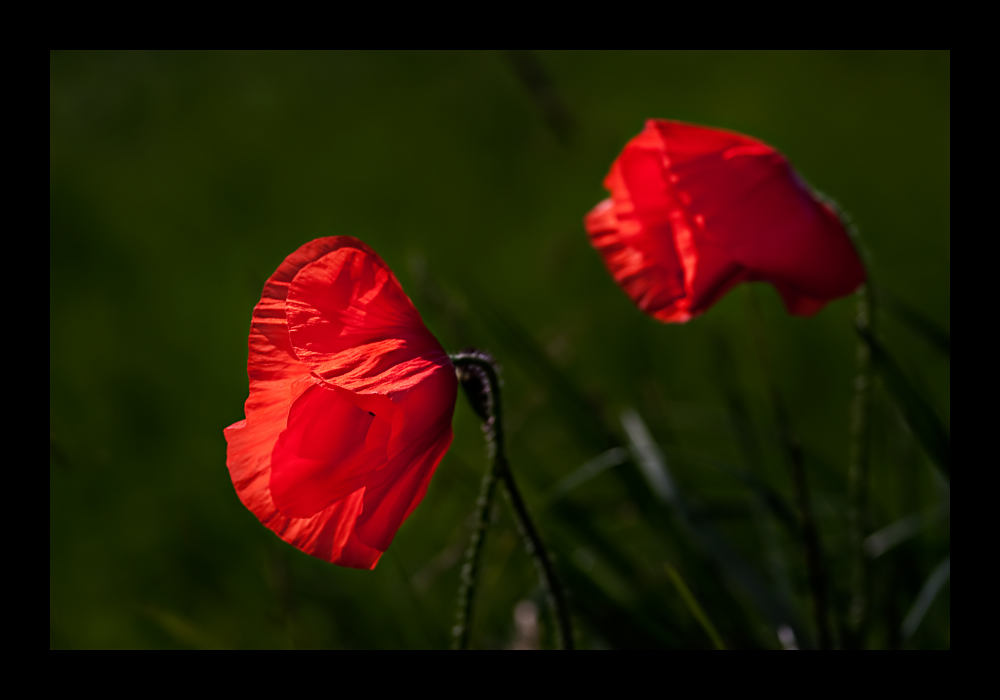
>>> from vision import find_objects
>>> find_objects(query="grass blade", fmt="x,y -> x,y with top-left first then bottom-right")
621,408 -> 809,647
467,287 -> 808,645
544,447 -> 629,506
863,500 -> 950,559
621,408 -> 677,505
875,285 -> 950,357
745,287 -> 833,649
857,327 -> 950,478
665,562 -> 726,649
465,282 -> 619,454
671,449 -> 801,539
901,557 -> 950,641
138,606 -> 226,650
560,557 -> 681,649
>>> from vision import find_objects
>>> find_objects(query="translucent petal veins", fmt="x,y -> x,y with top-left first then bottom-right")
585,119 -> 865,323
224,237 -> 456,569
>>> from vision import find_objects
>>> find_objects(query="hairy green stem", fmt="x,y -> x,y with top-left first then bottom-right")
846,284 -> 874,645
452,468 -> 499,649
451,353 -> 574,650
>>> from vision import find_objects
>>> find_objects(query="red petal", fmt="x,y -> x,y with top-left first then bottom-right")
353,365 -> 456,551
585,120 -> 866,322
224,237 -> 456,569
269,383 -> 389,518
285,244 -> 448,396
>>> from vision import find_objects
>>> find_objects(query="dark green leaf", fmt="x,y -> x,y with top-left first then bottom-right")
901,557 -> 950,640
858,327 -> 950,478
876,285 -> 950,357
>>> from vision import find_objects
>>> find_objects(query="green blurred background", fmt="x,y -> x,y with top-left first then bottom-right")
50,50 -> 949,649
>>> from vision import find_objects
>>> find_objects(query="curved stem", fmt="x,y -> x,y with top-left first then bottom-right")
451,353 -> 574,650
499,448 -> 575,650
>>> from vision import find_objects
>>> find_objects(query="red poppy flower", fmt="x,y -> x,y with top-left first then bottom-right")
585,119 -> 865,323
224,237 -> 457,570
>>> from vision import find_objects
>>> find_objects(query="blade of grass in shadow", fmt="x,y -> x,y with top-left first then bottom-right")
622,408 -> 811,648
462,283 -> 687,534
518,449 -> 690,648
665,561 -> 726,649
863,500 -> 950,559
543,447 -> 630,507
745,286 -> 834,650
709,335 -> 801,626
560,557 -> 682,649
138,606 -> 227,650
668,448 -> 800,539
622,409 -> 677,504
468,288 -> 619,454
464,285 -> 805,644
543,452 -> 787,649
901,557 -> 950,641
515,446 -> 657,596
875,285 -> 950,357
549,443 -> 801,544
709,334 -> 770,481
510,444 -> 682,645
857,326 -> 950,479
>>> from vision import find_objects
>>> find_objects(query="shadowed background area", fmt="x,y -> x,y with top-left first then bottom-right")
50,50 -> 949,649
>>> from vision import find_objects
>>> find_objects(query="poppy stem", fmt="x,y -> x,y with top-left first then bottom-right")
451,352 -> 574,650
846,284 -> 874,647
452,462 -> 499,650
744,289 -> 834,650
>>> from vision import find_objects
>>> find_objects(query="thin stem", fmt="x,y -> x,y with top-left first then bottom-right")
452,468 -> 499,650
499,451 -> 575,650
846,284 -> 874,646
665,562 -> 726,650
745,289 -> 833,650
451,352 -> 574,650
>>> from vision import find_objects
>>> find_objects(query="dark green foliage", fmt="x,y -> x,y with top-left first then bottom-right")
859,327 -> 950,479
50,50 -> 949,649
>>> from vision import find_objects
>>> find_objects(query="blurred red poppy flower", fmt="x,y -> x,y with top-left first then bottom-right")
224,237 -> 456,570
585,119 -> 865,323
